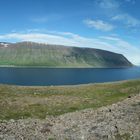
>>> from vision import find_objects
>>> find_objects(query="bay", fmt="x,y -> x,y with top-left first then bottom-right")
0,67 -> 140,86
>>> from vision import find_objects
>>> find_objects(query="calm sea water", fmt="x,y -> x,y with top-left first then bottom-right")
0,67 -> 140,86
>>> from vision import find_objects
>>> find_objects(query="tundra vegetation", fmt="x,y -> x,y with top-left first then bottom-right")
0,42 -> 132,67
0,79 -> 139,120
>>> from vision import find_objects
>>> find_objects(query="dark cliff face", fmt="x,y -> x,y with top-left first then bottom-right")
0,41 -> 133,67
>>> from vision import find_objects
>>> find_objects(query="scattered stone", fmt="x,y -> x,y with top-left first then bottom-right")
0,94 -> 139,140
128,95 -> 131,98
40,123 -> 53,133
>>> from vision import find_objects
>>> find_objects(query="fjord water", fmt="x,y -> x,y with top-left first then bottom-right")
0,67 -> 140,86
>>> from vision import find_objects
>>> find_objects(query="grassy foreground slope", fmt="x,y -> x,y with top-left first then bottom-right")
0,42 -> 132,67
0,79 -> 140,120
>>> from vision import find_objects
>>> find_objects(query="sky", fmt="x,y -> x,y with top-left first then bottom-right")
0,0 -> 140,65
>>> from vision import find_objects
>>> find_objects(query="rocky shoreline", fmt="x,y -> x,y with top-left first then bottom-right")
0,94 -> 140,140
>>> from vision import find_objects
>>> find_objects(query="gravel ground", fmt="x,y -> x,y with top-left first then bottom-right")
0,94 -> 140,140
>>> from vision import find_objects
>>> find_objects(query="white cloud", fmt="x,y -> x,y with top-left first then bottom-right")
125,0 -> 136,4
0,31 -> 140,65
112,14 -> 140,27
98,0 -> 120,9
96,0 -> 140,28
84,19 -> 115,31
31,17 -> 48,23
31,14 -> 62,23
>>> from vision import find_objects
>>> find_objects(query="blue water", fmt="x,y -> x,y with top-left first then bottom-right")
0,67 -> 140,86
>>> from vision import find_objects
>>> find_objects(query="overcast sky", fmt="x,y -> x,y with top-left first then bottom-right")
0,0 -> 140,65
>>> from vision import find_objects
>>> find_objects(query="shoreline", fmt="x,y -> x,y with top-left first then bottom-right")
0,78 -> 139,88
0,65 -> 135,69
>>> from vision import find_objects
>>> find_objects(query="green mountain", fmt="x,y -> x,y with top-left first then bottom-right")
0,42 -> 133,67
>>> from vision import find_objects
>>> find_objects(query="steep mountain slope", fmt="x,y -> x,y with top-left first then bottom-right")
0,42 -> 133,67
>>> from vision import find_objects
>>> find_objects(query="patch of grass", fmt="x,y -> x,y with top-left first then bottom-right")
0,79 -> 140,120
115,133 -> 131,140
